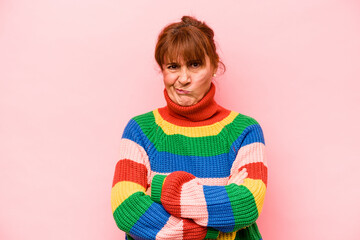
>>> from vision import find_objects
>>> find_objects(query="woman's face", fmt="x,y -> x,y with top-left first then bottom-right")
162,55 -> 216,107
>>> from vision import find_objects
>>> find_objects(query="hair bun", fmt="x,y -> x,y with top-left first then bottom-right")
181,15 -> 201,27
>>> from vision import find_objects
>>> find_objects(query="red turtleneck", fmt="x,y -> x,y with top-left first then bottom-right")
157,83 -> 231,127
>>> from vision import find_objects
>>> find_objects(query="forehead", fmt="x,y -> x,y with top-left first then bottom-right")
163,53 -> 209,65
162,39 -> 206,64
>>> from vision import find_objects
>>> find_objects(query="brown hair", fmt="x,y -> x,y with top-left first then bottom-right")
155,16 -> 225,73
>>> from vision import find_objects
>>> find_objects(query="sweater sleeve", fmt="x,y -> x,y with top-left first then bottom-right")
111,119 -> 220,240
150,123 -> 267,233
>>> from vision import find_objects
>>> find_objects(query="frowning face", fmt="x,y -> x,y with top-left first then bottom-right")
162,55 -> 216,107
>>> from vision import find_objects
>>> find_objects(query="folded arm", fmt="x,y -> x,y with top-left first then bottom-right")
151,123 -> 267,233
111,121 -> 220,239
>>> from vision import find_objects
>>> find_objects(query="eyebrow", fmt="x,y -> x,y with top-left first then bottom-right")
166,60 -> 201,65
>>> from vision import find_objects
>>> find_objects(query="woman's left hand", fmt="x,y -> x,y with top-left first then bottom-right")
227,168 -> 248,185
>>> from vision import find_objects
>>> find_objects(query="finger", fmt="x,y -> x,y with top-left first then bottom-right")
239,169 -> 248,178
228,174 -> 241,184
228,168 -> 248,185
238,168 -> 247,174
145,186 -> 151,196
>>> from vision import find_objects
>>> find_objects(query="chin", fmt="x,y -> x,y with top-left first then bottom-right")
179,103 -> 192,107
172,95 -> 196,107
179,100 -> 197,107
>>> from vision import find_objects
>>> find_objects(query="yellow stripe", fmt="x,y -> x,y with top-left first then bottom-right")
153,109 -> 238,137
217,232 -> 236,240
243,178 -> 267,215
110,181 -> 146,213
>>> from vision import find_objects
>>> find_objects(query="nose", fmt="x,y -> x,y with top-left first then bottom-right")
178,67 -> 191,84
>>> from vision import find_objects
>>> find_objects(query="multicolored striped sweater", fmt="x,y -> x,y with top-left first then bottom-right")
111,83 -> 267,240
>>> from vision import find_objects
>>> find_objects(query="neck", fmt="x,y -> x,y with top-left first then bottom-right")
157,83 -> 231,127
164,83 -> 218,122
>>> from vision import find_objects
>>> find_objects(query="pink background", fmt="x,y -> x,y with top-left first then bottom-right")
1,0 -> 360,239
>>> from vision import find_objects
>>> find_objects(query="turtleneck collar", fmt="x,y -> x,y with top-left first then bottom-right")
163,83 -> 219,122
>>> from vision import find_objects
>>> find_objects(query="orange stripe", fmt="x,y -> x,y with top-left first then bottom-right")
239,162 -> 268,186
183,218 -> 207,239
162,171 -> 196,217
112,159 -> 148,188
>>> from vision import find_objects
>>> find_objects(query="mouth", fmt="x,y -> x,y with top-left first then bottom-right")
175,88 -> 190,94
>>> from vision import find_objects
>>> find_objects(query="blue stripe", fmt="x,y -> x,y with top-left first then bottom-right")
204,185 -> 235,232
122,119 -> 155,154
152,152 -> 231,178
122,119 -> 232,178
122,119 -> 264,178
229,124 -> 265,166
242,124 -> 265,146
230,124 -> 265,152
126,233 -> 147,240
129,202 -> 170,239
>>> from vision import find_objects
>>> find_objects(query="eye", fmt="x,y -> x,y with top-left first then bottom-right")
167,63 -> 179,70
189,61 -> 202,68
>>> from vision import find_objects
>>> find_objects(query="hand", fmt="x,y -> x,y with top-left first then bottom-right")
228,168 -> 248,185
145,186 -> 151,196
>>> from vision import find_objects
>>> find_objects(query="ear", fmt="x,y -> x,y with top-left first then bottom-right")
213,67 -> 218,76
213,62 -> 218,75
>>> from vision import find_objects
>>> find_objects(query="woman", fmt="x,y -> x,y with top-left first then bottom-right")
111,16 -> 267,240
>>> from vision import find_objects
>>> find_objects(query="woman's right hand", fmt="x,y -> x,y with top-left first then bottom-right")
145,185 -> 151,196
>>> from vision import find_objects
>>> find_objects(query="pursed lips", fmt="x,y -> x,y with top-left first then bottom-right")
175,88 -> 190,94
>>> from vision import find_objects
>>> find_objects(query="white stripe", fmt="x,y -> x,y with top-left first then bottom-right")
180,179 -> 209,226
230,142 -> 266,175
118,138 -> 151,181
155,215 -> 183,240
149,171 -> 229,186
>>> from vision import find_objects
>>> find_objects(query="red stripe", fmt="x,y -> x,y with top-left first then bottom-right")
112,159 -> 148,188
161,171 -> 195,217
158,106 -> 231,127
182,218 -> 207,239
239,162 -> 268,186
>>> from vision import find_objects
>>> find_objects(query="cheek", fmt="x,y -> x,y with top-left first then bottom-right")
194,73 -> 212,93
195,73 -> 212,86
162,72 -> 176,87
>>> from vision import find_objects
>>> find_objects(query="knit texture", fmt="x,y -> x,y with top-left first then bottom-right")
111,83 -> 267,240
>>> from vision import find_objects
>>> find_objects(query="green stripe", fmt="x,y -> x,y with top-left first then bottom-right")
225,184 -> 259,231
205,227 -> 220,239
234,222 -> 262,240
151,174 -> 167,203
133,112 -> 258,157
126,234 -> 135,240
113,192 -> 153,233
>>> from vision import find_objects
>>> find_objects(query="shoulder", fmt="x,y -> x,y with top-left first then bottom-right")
226,109 -> 265,137
122,109 -> 157,138
226,110 -> 265,147
132,110 -> 156,124
227,109 -> 261,128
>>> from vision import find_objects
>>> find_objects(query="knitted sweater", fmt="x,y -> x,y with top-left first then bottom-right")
111,83 -> 267,240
